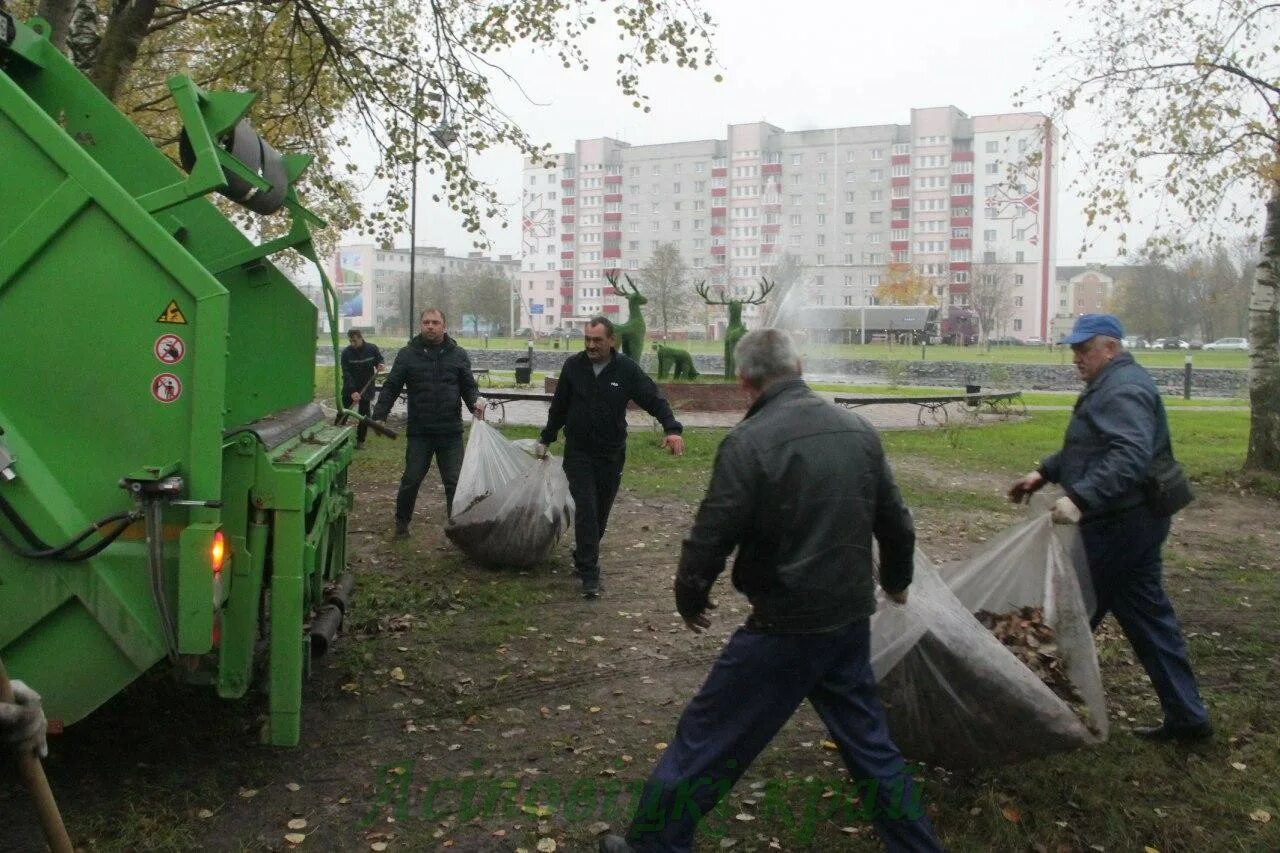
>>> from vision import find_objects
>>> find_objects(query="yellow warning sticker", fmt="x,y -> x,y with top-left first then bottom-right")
156,300 -> 188,324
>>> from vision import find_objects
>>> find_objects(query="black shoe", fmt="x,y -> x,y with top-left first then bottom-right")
393,524 -> 409,540
599,835 -> 633,853
582,579 -> 602,600
1132,722 -> 1213,742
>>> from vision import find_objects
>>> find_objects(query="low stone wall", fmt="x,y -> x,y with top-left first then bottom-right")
326,346 -> 1247,397
543,376 -> 751,412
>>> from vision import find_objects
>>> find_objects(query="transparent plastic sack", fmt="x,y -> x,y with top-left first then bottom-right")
445,422 -> 575,568
870,512 -> 1107,768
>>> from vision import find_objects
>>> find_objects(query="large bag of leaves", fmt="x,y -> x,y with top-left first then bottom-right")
871,514 -> 1107,768
445,421 -> 574,568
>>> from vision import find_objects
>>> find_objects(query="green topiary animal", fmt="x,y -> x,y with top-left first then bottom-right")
606,269 -> 648,361
653,343 -> 699,380
696,277 -> 775,378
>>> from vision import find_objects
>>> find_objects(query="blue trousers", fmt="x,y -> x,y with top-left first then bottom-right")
626,619 -> 941,852
394,433 -> 464,523
562,445 -> 625,582
1081,502 -> 1209,729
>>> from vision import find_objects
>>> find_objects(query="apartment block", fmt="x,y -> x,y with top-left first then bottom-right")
331,244 -> 518,335
519,107 -> 1057,338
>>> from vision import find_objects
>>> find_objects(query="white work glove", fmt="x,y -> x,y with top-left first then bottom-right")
1050,495 -> 1082,525
472,401 -> 486,421
0,680 -> 48,758
534,442 -> 548,459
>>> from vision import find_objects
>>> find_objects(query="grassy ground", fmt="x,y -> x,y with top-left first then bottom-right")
6,395 -> 1275,851
323,336 -> 1252,370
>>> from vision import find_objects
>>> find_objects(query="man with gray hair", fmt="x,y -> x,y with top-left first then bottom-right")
600,328 -> 940,852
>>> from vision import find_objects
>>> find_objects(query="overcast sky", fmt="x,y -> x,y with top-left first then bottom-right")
352,0 -> 1129,265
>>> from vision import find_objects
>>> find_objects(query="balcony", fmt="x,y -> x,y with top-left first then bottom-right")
950,216 -> 972,227
710,225 -> 725,236
890,240 -> 909,251
560,286 -> 575,297
561,250 -> 574,259
949,282 -> 971,295
711,167 -> 728,177
951,172 -> 973,184
603,248 -> 621,259
951,194 -> 973,207
561,232 -> 575,242
950,261 -> 971,272
951,150 -> 974,162
603,229 -> 622,240
559,269 -> 574,279
561,305 -> 574,316
760,244 -> 775,253
710,245 -> 727,256
950,238 -> 972,250
602,303 -> 621,314
891,176 -> 910,187
561,214 -> 575,224
890,219 -> 910,230
604,174 -> 622,184
604,193 -> 623,203
761,223 -> 781,234
891,197 -> 910,209
711,187 -> 727,197
561,178 -> 575,187
762,163 -> 782,175
711,206 -> 727,217
561,196 -> 575,205
603,211 -> 623,222
891,153 -> 911,165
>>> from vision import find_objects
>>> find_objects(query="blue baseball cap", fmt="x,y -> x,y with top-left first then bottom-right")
1060,313 -> 1124,345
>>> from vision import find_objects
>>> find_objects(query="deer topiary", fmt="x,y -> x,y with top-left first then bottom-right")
606,269 -> 648,362
653,343 -> 699,380
696,277 -> 775,378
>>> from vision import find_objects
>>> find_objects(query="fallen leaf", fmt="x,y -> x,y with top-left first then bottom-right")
288,819 -> 308,830
239,788 -> 258,799
1001,805 -> 1021,823
1249,809 -> 1271,824
655,742 -> 668,750
197,808 -> 214,819
286,782 -> 302,792
370,844 -> 389,852
735,813 -> 755,821
284,833 -> 306,844
389,667 -> 405,681
1143,846 -> 1159,853
820,740 -> 838,751
1230,761 -> 1247,771
536,839 -> 557,852
589,707 -> 601,713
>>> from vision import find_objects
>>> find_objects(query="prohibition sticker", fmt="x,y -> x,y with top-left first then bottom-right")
156,300 -> 188,324
152,373 -> 182,403
154,333 -> 185,364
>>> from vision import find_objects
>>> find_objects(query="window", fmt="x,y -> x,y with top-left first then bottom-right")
791,173 -> 803,185
1015,251 -> 1025,263
693,218 -> 704,231
529,176 -> 537,186
892,164 -> 910,177
983,250 -> 996,262
1015,296 -> 1024,307
816,254 -> 826,265
791,153 -> 803,165
843,295 -> 853,306
844,253 -> 855,264
650,221 -> 660,231
817,152 -> 827,164
693,200 -> 706,211
1015,274 -> 1025,285
870,148 -> 883,160
814,295 -> 824,306
816,234 -> 826,246
652,164 -> 661,174
984,229 -> 997,242
869,189 -> 883,202
695,162 -> 705,173
629,222 -> 639,232
984,140 -> 999,153
1018,138 -> 1029,153
985,162 -> 999,174
869,169 -> 884,181
869,211 -> 884,223
816,213 -> 827,226
1013,318 -> 1023,331
790,214 -> 803,225
695,181 -> 706,193
818,172 -> 828,184
844,212 -> 855,225
815,275 -> 825,286
628,241 -> 640,250
789,234 -> 802,246
869,233 -> 881,244
651,202 -> 660,214
674,163 -> 683,174
547,298 -> 555,308
845,169 -> 857,182
673,182 -> 681,194
630,166 -> 640,176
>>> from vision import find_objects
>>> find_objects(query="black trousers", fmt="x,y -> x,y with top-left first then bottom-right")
394,433 -> 464,523
562,445 -> 625,582
342,388 -> 373,443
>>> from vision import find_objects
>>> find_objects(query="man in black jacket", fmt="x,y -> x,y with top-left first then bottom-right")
535,316 -> 683,599
340,329 -> 384,449
373,309 -> 485,537
600,328 -> 939,853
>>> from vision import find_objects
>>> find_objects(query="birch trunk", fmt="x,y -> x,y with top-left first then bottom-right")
1245,180 -> 1280,473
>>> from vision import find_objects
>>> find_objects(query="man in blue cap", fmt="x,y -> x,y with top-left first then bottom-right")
1008,314 -> 1211,742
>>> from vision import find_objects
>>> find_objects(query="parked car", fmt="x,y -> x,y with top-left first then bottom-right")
1156,337 -> 1190,350
988,335 -> 1024,346
1203,337 -> 1250,351
1024,336 -> 1045,346
1122,335 -> 1149,350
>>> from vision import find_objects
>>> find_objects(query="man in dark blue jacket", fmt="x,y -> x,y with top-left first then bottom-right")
1009,313 -> 1211,742
600,328 -> 938,853
340,329 -> 384,449
373,309 -> 485,537
535,316 -> 683,599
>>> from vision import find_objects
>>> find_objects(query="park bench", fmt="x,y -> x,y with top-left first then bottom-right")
833,390 -> 1026,426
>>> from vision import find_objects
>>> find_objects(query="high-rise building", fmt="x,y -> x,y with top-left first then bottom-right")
519,107 -> 1057,339
330,244 -> 518,335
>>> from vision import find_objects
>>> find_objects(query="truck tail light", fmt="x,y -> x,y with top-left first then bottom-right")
210,530 -> 226,573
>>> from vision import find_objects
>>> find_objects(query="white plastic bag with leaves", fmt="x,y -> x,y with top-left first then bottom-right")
445,422 -> 574,568
870,513 -> 1107,768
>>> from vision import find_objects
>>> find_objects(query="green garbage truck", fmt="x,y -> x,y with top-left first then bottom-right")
0,14 -> 369,746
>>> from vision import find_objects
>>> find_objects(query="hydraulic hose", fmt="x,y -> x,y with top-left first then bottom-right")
0,492 -> 141,562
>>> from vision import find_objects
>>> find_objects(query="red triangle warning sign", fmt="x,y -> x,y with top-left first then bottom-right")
156,300 -> 188,324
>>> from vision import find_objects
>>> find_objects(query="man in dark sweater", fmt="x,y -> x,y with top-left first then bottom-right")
600,328 -> 939,853
535,316 -> 683,599
373,309 -> 485,537
340,329 -> 384,449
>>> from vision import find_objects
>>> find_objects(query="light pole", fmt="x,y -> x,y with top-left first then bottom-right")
406,74 -> 456,341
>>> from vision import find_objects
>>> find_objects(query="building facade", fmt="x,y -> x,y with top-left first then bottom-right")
519,107 -> 1058,339
331,244 -> 518,335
